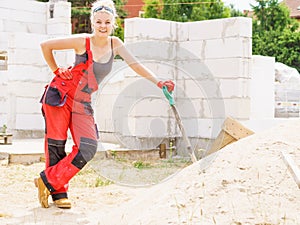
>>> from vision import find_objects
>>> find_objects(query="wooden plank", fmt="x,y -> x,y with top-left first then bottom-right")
281,150 -> 300,189
223,117 -> 254,140
205,117 -> 254,157
206,130 -> 236,156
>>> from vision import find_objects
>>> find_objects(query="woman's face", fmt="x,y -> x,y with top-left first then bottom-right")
92,11 -> 114,37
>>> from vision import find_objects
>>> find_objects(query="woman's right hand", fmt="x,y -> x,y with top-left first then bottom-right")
53,67 -> 73,80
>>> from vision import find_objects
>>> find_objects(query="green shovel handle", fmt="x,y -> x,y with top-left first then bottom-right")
162,86 -> 175,106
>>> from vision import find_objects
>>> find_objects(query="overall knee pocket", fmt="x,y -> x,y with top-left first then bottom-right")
71,137 -> 97,169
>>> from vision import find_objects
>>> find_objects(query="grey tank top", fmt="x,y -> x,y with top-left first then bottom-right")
74,38 -> 114,84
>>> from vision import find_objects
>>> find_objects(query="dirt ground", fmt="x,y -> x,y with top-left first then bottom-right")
0,120 -> 299,225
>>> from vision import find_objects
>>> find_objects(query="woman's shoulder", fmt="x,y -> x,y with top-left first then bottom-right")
111,36 -> 124,47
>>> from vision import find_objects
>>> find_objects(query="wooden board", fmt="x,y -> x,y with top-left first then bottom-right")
205,117 -> 254,156
281,150 -> 300,189
222,117 -> 254,140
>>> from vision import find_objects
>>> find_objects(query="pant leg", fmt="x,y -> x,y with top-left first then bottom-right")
41,103 -> 70,200
41,102 -> 98,196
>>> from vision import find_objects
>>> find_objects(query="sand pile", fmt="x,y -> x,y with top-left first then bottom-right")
0,120 -> 299,225
102,120 -> 300,225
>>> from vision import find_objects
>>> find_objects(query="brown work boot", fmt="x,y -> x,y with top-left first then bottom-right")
54,198 -> 72,209
34,177 -> 50,208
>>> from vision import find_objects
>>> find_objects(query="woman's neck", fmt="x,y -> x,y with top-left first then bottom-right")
91,35 -> 109,48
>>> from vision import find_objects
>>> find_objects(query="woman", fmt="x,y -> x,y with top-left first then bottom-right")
35,0 -> 174,209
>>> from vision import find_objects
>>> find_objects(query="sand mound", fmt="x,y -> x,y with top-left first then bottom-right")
0,120 -> 299,225
104,120 -> 300,225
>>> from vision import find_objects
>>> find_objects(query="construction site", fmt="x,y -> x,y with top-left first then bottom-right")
0,0 -> 299,224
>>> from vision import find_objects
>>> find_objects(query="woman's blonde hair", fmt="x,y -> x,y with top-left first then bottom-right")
90,0 -> 118,29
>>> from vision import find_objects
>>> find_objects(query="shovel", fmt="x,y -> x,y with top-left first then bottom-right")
162,86 -> 197,163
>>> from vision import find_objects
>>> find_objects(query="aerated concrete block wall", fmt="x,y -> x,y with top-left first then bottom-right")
0,0 -> 71,138
95,17 -> 256,152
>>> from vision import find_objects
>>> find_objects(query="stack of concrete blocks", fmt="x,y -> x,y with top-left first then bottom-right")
96,17 -> 258,154
0,0 -> 71,138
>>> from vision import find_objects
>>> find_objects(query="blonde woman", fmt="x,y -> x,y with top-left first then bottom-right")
35,0 -> 174,209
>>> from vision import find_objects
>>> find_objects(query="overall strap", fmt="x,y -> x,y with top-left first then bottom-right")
85,37 -> 91,51
85,37 -> 93,65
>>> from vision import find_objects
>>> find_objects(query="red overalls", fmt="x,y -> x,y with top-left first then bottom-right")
40,37 -> 98,201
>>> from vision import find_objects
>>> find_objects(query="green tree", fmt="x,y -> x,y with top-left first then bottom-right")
142,0 -> 161,19
144,0 -> 231,22
190,0 -> 230,21
252,0 -> 300,71
252,0 -> 298,33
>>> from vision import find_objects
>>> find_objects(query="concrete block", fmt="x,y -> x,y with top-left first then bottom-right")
221,17 -> 252,38
129,98 -> 170,117
205,37 -> 252,59
16,97 -> 41,114
0,114 -> 8,128
176,60 -> 215,80
127,116 -> 177,138
183,78 -> 221,99
8,33 -> 47,49
8,48 -> 45,66
0,19 -> 4,32
52,1 -> 71,19
175,98 -> 201,118
8,65 -> 52,82
0,32 -> 9,49
224,98 -> 251,119
0,83 -> 8,97
125,18 -> 176,41
187,17 -> 252,41
7,81 -> 45,98
197,118 -> 224,139
47,18 -> 71,35
203,58 -> 251,79
15,114 -> 44,130
177,40 -> 204,60
10,9 -> 46,24
250,55 -> 275,119
201,99 -> 227,119
125,40 -> 177,61
0,8 -> 10,20
176,22 -> 189,42
0,0 -> 46,13
0,98 -> 8,114
3,19 -> 46,34
219,78 -> 250,98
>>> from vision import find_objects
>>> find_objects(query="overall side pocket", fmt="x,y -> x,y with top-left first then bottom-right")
44,86 -> 67,107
